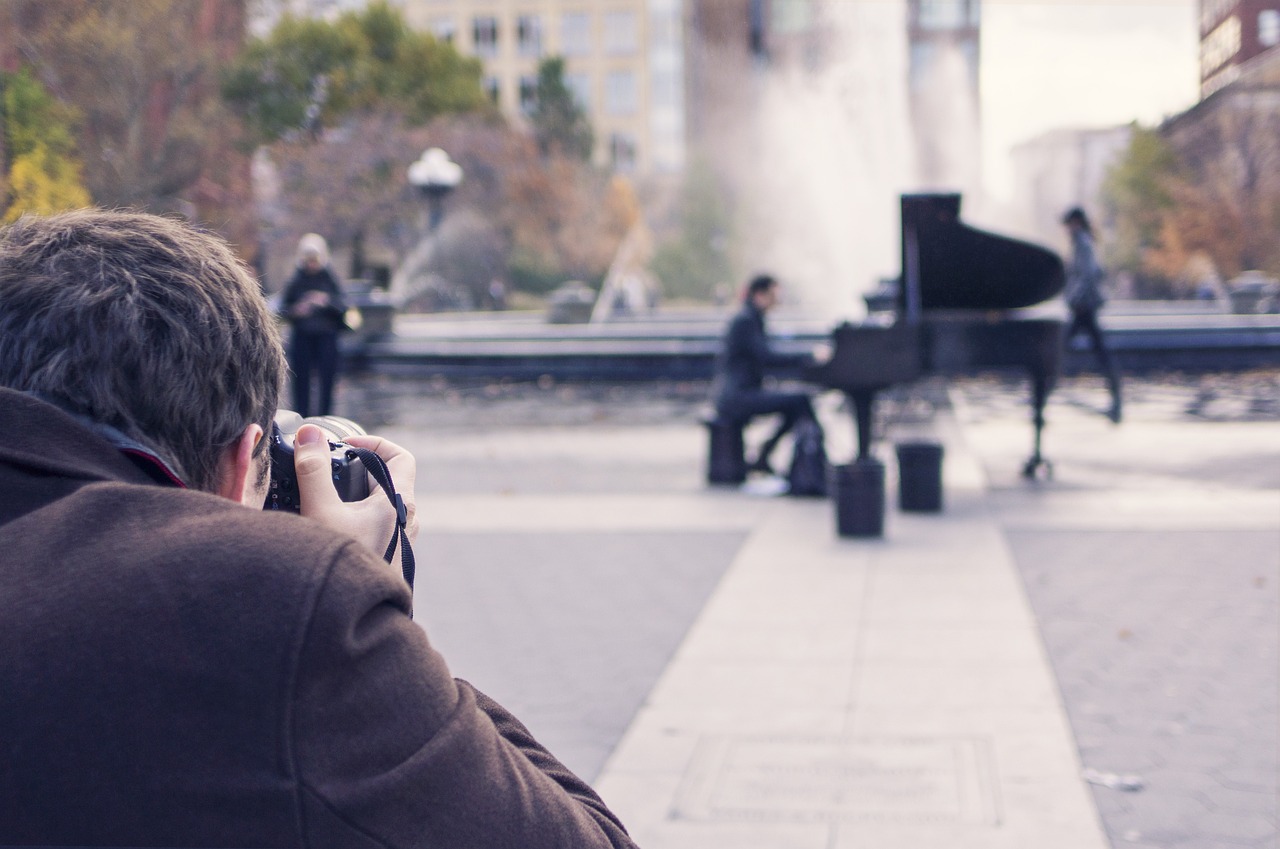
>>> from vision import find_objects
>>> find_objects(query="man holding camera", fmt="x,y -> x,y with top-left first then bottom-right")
0,210 -> 638,847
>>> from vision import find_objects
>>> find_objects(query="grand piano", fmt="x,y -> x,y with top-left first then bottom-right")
806,193 -> 1066,479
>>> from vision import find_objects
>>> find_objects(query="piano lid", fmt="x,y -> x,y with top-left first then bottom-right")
900,193 -> 1065,313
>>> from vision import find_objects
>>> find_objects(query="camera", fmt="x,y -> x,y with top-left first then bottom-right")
263,411 -> 369,512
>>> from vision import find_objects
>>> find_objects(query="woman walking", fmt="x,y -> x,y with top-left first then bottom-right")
1062,207 -> 1122,423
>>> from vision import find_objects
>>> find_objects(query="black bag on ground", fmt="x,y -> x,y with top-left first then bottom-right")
787,418 -> 828,497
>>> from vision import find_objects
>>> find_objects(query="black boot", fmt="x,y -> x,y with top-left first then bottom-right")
1107,380 -> 1123,424
750,433 -> 782,475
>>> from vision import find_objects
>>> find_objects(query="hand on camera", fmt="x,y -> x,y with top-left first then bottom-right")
292,424 -> 420,554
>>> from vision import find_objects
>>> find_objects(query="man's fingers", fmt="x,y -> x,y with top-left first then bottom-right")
345,434 -> 417,494
343,433 -> 407,463
292,428 -> 420,557
294,424 -> 342,516
344,434 -> 419,543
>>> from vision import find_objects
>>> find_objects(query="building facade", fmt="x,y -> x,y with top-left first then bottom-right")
399,0 -> 685,174
681,0 -> 758,162
906,0 -> 981,192
1167,38 -> 1280,275
1200,0 -> 1280,96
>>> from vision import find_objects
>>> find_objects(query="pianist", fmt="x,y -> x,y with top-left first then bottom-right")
711,274 -> 817,475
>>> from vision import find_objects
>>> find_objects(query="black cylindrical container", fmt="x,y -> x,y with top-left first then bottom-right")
896,441 -> 944,512
705,418 -> 746,485
834,458 -> 885,538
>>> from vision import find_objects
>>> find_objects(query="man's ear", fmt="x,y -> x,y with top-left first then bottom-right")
216,424 -> 266,506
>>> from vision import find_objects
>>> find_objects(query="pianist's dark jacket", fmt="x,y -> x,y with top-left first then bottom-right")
713,300 -> 811,409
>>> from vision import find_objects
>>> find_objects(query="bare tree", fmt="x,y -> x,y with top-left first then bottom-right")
262,112 -> 634,300
1157,87 -> 1280,282
11,0 -> 257,253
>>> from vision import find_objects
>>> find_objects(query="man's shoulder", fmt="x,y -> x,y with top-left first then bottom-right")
0,482 -> 395,674
727,304 -> 759,330
54,482 -> 372,592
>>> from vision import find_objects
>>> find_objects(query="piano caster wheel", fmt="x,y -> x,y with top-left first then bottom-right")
1021,457 -> 1053,480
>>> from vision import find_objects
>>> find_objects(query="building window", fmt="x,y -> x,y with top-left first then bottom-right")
1201,0 -> 1236,33
604,11 -> 638,54
604,70 -> 637,115
519,74 -> 538,114
483,76 -> 500,104
517,14 -> 542,57
473,16 -> 499,57
771,0 -> 813,34
609,132 -> 637,172
565,72 -> 592,110
1260,10 -> 1280,47
1201,15 -> 1242,78
430,17 -> 455,43
561,11 -> 591,56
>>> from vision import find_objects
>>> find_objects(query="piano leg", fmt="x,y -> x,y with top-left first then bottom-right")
849,389 -> 877,460
1022,369 -> 1055,480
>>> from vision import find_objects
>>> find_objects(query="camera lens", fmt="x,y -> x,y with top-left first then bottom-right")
299,415 -> 365,441
264,412 -> 370,512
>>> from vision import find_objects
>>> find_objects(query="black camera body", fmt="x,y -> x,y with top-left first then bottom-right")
264,411 -> 369,512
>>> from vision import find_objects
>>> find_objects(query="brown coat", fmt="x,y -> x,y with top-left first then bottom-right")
0,389 -> 637,848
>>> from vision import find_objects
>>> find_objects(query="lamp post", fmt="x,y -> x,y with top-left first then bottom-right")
407,147 -> 463,233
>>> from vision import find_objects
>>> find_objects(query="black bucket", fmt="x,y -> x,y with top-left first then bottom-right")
896,441 -> 944,512
704,418 -> 746,485
833,459 -> 885,538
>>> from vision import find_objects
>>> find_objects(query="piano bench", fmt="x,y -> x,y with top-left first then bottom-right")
702,415 -> 747,485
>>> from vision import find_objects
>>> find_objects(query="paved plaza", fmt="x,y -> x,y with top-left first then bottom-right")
334,369 -> 1279,849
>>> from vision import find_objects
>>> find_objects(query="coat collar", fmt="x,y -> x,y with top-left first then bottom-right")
0,388 -> 187,489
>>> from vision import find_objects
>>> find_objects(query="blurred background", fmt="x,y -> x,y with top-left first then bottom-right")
4,0 -> 1276,320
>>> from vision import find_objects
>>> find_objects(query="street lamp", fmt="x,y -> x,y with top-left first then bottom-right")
407,147 -> 463,232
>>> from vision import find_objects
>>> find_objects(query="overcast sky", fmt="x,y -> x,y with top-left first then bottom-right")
980,0 -> 1201,200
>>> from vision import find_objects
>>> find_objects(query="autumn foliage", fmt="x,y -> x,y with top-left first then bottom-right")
3,0 -> 634,300
1104,96 -> 1280,295
5,0 -> 256,251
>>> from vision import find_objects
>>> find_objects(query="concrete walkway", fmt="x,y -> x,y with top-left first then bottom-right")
590,408 -> 1109,848
369,371 -> 1278,849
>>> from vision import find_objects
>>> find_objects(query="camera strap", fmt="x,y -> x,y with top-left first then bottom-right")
345,447 -> 416,604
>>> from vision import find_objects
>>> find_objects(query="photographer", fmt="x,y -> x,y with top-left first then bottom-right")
0,210 -> 638,847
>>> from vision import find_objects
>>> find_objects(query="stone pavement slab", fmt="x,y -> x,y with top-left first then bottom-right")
416,529 -> 745,779
591,463 -> 1108,849
381,409 -> 1107,847
952,387 -> 1279,849
385,422 -> 775,781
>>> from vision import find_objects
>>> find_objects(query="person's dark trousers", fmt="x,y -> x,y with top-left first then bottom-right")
289,331 -> 340,417
719,390 -> 815,469
1066,307 -> 1122,420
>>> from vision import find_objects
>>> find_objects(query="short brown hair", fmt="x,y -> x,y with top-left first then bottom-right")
0,209 -> 286,493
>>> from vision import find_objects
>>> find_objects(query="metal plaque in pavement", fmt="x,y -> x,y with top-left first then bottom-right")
674,735 -> 1001,825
